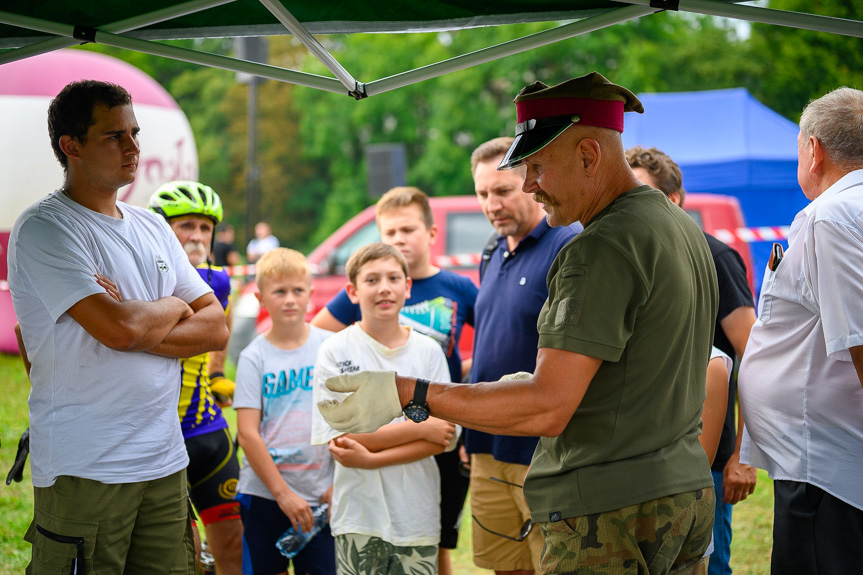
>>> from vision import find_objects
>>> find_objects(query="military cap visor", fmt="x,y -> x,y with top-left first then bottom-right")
497,116 -> 575,171
498,73 -> 642,170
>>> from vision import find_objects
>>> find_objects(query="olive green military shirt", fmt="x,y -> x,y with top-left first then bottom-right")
524,186 -> 718,521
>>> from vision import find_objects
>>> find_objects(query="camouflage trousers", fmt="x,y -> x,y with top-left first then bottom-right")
538,487 -> 715,575
334,533 -> 437,575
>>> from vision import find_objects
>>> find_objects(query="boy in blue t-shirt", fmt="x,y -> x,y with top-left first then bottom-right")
311,186 -> 477,575
235,248 -> 336,575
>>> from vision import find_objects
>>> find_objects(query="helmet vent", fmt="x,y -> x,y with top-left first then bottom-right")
178,187 -> 194,202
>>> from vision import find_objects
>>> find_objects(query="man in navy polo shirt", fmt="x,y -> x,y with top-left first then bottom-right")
466,137 -> 578,575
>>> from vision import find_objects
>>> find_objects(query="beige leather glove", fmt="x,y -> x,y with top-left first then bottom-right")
317,371 -> 402,433
500,371 -> 533,381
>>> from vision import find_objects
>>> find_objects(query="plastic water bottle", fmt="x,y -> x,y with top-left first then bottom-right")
200,540 -> 216,575
275,503 -> 329,559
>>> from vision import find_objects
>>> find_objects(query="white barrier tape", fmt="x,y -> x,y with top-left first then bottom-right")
223,264 -> 257,277
713,225 -> 790,245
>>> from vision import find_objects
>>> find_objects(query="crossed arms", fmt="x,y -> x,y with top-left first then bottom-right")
329,417 -> 456,469
66,273 -> 228,357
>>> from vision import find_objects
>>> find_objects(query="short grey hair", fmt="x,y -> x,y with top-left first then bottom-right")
799,87 -> 863,171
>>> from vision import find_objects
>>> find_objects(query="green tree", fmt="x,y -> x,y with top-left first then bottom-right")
80,39 -> 325,251
294,12 -> 753,242
746,0 -> 863,121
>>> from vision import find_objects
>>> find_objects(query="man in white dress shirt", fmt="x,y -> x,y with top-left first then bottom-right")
739,86 -> 863,574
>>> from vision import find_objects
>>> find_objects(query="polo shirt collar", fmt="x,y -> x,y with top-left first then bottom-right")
525,218 -> 553,243
495,218 -> 552,250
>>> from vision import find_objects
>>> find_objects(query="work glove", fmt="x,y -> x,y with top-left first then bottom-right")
318,371 -> 402,434
209,372 -> 236,405
6,427 -> 29,485
500,371 -> 533,382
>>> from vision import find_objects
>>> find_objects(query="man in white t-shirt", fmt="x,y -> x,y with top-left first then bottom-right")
739,86 -> 863,574
7,80 -> 229,574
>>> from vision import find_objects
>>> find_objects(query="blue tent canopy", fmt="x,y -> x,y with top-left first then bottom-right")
622,87 -> 806,229
622,88 -> 807,291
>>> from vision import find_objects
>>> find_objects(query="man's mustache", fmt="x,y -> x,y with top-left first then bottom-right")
533,192 -> 556,206
183,241 -> 208,256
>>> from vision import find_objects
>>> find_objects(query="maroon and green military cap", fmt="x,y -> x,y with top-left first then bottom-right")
499,71 -> 644,170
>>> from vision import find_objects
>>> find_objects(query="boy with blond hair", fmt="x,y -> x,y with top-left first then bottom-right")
235,248 -> 336,575
312,243 -> 456,574
312,187 -> 476,574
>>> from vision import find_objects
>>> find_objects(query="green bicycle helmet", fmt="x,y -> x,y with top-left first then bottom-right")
149,181 -> 223,224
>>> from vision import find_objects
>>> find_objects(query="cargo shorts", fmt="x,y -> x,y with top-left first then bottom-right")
25,469 -> 195,574
539,487 -> 714,575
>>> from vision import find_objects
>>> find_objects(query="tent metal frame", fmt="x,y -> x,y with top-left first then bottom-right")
0,0 -> 861,99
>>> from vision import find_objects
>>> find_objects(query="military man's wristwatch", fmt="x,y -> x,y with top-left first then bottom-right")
403,378 -> 431,422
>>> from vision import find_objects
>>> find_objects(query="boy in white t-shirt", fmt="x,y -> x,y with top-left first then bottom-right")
235,249 -> 336,575
311,243 -> 456,574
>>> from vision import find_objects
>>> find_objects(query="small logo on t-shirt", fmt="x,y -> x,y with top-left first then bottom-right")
337,360 -> 360,374
155,256 -> 169,273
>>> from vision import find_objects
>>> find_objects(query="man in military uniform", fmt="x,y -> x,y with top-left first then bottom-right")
318,72 -> 719,574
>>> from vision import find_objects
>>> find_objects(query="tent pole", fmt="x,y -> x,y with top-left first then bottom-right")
257,0 -> 362,97
91,32 -> 347,93
616,0 -> 863,38
0,0 -> 236,66
0,10 -> 346,94
364,5 -> 656,97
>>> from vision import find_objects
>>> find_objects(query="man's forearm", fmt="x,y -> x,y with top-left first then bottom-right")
208,345 -> 228,374
148,295 -> 228,358
393,348 -> 600,438
207,305 -> 232,372
100,296 -> 191,351
396,378 -> 549,436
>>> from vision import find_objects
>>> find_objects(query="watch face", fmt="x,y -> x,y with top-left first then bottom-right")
404,403 -> 430,422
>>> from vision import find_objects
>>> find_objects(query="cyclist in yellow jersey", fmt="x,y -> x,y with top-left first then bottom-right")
150,181 -> 242,575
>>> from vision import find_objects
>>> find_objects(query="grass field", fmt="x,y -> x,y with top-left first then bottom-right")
0,352 -> 772,573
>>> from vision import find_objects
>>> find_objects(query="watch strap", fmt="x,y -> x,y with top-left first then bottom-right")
413,378 -> 430,406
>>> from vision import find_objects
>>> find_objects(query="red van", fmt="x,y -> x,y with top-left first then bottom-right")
229,192 -> 755,361
683,193 -> 756,294
229,196 -> 493,362
305,196 -> 493,317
